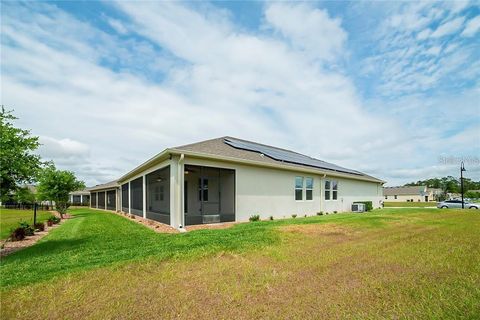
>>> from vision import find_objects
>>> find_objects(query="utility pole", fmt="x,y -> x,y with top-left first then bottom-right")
461,161 -> 466,209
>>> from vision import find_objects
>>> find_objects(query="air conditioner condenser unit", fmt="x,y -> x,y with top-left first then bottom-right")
352,203 -> 366,213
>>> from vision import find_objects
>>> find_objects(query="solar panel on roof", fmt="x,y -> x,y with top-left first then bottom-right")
224,138 -> 363,176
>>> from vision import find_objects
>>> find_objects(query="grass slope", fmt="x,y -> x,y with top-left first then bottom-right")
1,208 -> 479,319
0,208 -> 52,239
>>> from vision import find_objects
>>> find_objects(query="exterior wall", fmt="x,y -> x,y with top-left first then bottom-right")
183,157 -> 383,222
323,177 -> 383,213
384,194 -> 426,202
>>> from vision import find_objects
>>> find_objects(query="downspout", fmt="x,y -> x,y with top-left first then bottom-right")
177,154 -> 186,232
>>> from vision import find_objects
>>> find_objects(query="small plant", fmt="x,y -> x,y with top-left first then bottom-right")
291,214 -> 297,218
304,214 -> 307,218
34,222 -> 45,232
48,215 -> 61,225
325,212 -> 329,215
18,221 -> 34,236
130,214 -> 136,219
317,211 -> 323,216
10,227 -> 26,241
249,214 -> 260,222
269,216 -> 274,221
333,211 -> 338,214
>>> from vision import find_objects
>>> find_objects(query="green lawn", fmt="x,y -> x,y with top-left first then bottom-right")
0,208 -> 52,239
1,207 -> 479,319
384,201 -> 436,207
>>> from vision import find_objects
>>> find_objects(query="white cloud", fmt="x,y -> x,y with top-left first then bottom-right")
417,28 -> 431,40
424,45 -> 442,56
106,16 -> 128,35
461,15 -> 480,37
264,3 -> 347,62
431,17 -> 465,38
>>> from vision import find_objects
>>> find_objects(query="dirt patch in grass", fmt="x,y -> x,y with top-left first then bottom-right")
186,221 -> 239,231
278,223 -> 359,239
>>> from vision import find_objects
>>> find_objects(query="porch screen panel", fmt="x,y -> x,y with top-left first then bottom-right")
107,190 -> 116,211
97,191 -> 106,209
72,195 -> 81,205
121,183 -> 129,212
146,166 -> 170,224
91,192 -> 97,208
184,165 -> 235,225
219,169 -> 235,222
82,195 -> 90,205
130,177 -> 143,216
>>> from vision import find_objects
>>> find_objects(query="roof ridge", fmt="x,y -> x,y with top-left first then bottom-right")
173,136 -> 229,149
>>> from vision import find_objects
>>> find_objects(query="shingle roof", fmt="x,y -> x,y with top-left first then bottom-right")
172,136 -> 383,182
383,186 -> 427,196
88,180 -> 119,192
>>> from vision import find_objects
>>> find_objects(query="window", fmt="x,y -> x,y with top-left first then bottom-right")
305,177 -> 313,200
325,180 -> 338,200
295,176 -> 303,200
332,180 -> 338,200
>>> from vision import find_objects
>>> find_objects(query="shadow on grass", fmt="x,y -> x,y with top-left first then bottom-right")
3,239 -> 88,261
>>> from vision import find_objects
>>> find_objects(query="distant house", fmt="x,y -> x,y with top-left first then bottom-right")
68,189 -> 91,206
383,186 -> 441,202
88,137 -> 384,229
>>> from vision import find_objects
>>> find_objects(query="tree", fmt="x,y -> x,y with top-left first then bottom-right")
16,186 -> 36,204
0,107 -> 42,201
37,165 -> 85,218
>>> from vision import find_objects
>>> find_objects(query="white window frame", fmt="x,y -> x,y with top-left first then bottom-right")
295,176 -> 304,201
305,177 -> 314,201
325,179 -> 338,201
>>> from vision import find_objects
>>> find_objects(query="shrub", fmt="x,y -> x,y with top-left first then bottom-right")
317,212 -> 323,216
325,212 -> 329,215
333,211 -> 338,214
48,215 -> 61,224
10,227 -> 26,241
249,214 -> 260,222
34,222 -> 45,232
304,214 -> 307,218
269,216 -> 274,221
291,214 -> 297,218
355,201 -> 373,212
19,221 -> 34,236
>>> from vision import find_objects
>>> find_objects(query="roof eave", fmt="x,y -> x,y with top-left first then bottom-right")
117,149 -> 172,183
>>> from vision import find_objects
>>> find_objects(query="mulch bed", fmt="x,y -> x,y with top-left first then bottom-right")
113,211 -> 178,234
0,212 -> 70,258
185,222 -> 238,231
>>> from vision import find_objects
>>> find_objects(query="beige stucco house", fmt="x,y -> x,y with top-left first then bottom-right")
89,137 -> 384,230
383,186 -> 441,202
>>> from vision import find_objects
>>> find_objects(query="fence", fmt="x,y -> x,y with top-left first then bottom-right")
2,203 -> 52,210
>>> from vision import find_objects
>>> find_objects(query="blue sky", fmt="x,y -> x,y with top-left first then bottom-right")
1,1 -> 479,186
